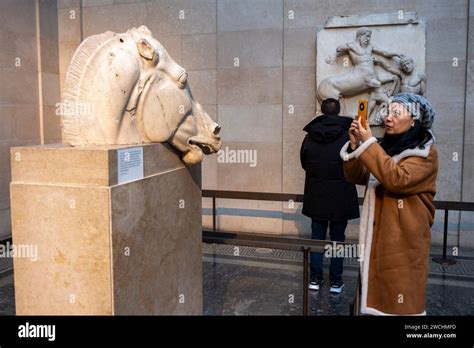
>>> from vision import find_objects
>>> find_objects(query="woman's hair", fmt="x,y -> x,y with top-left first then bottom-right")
321,98 -> 340,115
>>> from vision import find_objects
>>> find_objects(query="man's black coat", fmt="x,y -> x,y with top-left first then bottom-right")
300,114 -> 360,221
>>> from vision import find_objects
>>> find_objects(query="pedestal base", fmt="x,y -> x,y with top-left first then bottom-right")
10,143 -> 202,315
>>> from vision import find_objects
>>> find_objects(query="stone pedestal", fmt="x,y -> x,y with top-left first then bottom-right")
10,143 -> 202,315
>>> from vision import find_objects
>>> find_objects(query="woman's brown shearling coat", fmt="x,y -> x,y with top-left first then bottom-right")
343,138 -> 438,315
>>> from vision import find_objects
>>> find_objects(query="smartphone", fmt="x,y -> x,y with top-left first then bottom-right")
357,99 -> 368,129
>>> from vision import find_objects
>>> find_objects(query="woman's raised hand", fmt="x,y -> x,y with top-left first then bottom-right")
349,117 -> 373,150
349,118 -> 360,150
357,117 -> 372,142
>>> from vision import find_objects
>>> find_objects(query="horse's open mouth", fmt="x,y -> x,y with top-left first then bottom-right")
188,139 -> 216,155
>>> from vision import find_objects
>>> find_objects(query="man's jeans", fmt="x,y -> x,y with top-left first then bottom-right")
310,219 -> 348,282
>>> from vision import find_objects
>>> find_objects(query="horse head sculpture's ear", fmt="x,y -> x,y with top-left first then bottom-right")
136,25 -> 152,35
137,39 -> 157,63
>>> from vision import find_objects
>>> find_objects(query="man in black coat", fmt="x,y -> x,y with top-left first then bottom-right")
300,98 -> 360,293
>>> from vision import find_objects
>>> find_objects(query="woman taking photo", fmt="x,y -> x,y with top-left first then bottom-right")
340,93 -> 438,315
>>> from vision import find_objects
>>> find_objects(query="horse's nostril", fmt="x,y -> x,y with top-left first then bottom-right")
178,72 -> 188,87
213,125 -> 221,135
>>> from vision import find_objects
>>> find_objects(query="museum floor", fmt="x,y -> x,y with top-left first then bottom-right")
0,243 -> 473,316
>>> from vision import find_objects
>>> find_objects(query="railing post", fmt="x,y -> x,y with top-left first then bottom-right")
302,247 -> 310,316
212,197 -> 216,232
442,209 -> 448,260
432,209 -> 456,265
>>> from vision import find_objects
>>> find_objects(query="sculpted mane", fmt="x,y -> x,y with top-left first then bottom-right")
62,31 -> 119,145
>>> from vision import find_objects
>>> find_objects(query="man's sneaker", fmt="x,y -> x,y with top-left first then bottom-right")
309,277 -> 324,291
329,280 -> 345,294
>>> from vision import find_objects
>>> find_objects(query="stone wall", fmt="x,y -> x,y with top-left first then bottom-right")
1,0 -> 471,252
0,0 -> 61,240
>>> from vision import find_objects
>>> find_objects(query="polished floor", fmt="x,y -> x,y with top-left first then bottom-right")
1,243 -> 473,315
203,244 -> 474,315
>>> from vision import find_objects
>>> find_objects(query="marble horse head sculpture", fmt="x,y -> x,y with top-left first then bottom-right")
61,26 -> 221,165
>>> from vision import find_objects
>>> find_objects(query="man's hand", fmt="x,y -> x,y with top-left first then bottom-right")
372,56 -> 381,65
325,55 -> 336,65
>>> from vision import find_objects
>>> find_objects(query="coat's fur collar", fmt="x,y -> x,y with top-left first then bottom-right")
340,137 -> 377,161
340,130 -> 435,164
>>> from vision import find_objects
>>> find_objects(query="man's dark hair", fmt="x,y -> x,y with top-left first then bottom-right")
321,98 -> 340,115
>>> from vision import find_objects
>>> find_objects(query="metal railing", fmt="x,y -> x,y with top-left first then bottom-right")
429,201 -> 474,265
202,189 -> 474,315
